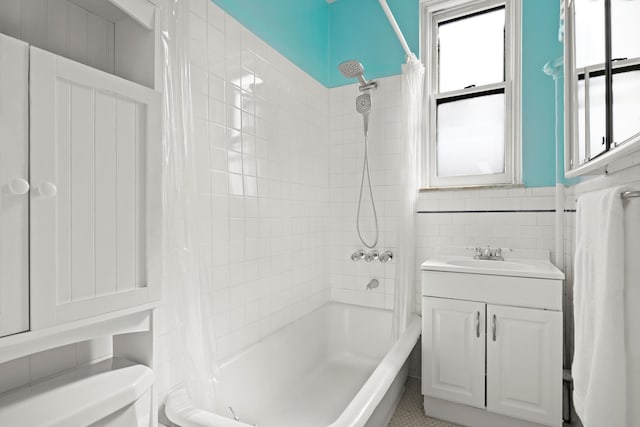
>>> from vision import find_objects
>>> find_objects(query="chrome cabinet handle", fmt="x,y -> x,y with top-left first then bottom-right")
475,311 -> 480,338
492,314 -> 497,341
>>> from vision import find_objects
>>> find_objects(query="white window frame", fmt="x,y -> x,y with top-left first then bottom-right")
421,0 -> 521,188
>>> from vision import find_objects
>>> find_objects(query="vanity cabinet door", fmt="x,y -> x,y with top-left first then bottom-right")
422,297 -> 485,408
486,305 -> 562,426
0,33 -> 29,337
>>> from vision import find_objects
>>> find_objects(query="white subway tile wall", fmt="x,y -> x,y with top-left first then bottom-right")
155,0 -> 331,399
328,76 -> 404,310
328,75 -> 558,312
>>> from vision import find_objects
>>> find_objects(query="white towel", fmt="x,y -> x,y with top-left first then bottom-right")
573,187 -> 627,427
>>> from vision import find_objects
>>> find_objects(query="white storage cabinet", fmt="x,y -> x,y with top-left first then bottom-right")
0,0 -> 161,337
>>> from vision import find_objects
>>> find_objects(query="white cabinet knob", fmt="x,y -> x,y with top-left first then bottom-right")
8,178 -> 30,195
37,182 -> 57,199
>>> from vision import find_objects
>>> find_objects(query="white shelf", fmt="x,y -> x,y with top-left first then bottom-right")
0,303 -> 157,365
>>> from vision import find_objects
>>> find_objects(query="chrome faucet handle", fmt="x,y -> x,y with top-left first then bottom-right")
364,250 -> 379,262
494,248 -> 503,258
351,250 -> 365,261
379,251 -> 393,263
473,247 -> 483,258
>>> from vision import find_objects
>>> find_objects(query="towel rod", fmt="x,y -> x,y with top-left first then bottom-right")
622,191 -> 640,199
575,190 -> 640,202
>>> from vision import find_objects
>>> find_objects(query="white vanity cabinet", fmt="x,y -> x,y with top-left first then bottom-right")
421,252 -> 564,427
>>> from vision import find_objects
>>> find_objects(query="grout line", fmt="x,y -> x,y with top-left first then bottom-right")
417,209 -> 556,214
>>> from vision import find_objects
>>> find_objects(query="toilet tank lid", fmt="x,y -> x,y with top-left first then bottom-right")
0,357 -> 154,426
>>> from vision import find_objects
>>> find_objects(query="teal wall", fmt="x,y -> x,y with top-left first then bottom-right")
521,0 -> 563,187
327,0 -> 420,87
210,0 -> 562,187
211,0 -> 329,85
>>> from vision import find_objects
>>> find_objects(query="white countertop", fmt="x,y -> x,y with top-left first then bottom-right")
421,248 -> 565,280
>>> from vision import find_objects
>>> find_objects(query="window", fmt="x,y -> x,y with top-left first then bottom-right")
423,0 -> 521,187
571,0 -> 640,168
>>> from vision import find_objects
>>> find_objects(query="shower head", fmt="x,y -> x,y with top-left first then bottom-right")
356,93 -> 371,137
339,60 -> 365,80
339,60 -> 378,91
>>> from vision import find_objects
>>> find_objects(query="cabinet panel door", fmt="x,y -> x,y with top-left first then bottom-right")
29,47 -> 161,329
0,33 -> 29,337
422,297 -> 485,408
487,305 -> 562,426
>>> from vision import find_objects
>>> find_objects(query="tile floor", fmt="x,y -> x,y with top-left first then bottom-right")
388,377 -> 461,427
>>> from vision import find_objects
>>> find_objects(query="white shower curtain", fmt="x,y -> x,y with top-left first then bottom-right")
162,0 -> 219,411
392,58 -> 425,340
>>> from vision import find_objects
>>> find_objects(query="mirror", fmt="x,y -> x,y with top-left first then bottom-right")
566,0 -> 640,175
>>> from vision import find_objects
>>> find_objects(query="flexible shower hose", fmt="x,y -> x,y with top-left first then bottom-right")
356,134 -> 379,249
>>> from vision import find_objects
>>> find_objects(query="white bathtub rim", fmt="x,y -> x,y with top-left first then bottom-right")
327,313 -> 421,427
165,389 -> 254,427
165,303 -> 421,427
216,301 -> 391,370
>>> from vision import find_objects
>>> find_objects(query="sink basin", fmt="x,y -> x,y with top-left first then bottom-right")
445,259 -> 530,270
421,252 -> 564,280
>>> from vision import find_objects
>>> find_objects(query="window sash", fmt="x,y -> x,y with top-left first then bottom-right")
435,81 -> 506,103
576,59 -> 640,165
436,5 -> 506,93
430,83 -> 512,186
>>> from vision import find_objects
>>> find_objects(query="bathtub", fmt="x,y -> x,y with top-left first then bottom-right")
165,302 -> 421,427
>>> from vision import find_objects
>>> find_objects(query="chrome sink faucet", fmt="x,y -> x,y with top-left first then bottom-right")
473,246 -> 504,261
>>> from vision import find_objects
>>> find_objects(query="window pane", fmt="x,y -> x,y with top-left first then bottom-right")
574,0 -> 605,69
587,75 -> 607,160
577,80 -> 586,164
437,93 -> 505,177
438,7 -> 505,92
613,70 -> 640,144
612,0 -> 640,62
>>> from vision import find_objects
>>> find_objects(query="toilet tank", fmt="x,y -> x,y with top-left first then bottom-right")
0,357 -> 154,426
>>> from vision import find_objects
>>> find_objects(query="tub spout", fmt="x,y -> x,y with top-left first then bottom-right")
366,278 -> 379,290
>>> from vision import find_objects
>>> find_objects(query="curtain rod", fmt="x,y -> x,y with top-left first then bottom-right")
378,0 -> 417,63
